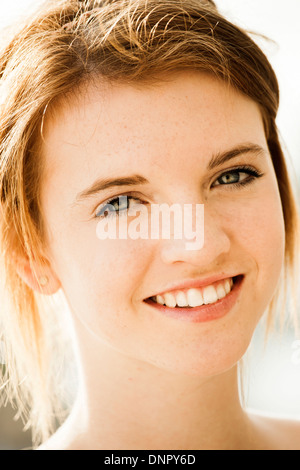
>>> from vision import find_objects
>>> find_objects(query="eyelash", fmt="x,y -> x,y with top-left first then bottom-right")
94,166 -> 264,218
95,194 -> 147,219
211,165 -> 264,189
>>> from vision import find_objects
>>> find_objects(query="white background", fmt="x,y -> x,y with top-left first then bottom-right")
0,0 -> 299,441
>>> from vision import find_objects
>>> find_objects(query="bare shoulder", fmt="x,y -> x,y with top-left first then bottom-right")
246,409 -> 300,450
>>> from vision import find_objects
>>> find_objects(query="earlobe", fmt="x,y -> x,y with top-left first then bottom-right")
15,256 -> 61,295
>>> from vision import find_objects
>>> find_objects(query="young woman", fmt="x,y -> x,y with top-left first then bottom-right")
0,0 -> 299,450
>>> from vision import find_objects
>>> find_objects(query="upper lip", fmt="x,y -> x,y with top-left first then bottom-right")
145,273 -> 241,299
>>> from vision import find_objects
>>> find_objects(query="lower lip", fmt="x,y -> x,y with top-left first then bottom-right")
144,275 -> 244,323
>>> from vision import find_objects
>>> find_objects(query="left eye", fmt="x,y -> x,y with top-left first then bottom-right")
212,167 -> 262,188
215,171 -> 247,185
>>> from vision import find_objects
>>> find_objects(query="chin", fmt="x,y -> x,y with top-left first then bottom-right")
144,338 -> 251,378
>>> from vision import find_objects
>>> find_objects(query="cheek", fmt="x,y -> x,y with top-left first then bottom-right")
51,226 -> 151,343
224,180 -> 285,305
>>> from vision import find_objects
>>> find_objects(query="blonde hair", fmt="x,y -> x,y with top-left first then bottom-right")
0,0 -> 299,446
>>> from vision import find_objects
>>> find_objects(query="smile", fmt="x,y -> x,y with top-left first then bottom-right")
151,277 -> 234,308
144,275 -> 244,323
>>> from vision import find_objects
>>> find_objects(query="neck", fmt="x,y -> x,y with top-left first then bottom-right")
59,322 -> 251,450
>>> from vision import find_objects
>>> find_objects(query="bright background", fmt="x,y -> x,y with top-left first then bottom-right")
0,0 -> 300,449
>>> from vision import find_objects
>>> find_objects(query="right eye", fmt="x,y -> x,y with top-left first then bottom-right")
95,195 -> 146,219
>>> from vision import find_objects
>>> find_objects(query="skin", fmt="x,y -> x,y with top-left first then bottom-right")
18,71 -> 300,449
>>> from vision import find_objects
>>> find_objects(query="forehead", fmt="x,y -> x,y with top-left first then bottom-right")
41,71 -> 265,185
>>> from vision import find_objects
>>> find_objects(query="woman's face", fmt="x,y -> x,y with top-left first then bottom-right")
40,71 -> 285,376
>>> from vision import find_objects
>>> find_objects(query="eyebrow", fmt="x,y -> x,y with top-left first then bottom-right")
75,143 -> 267,203
207,143 -> 267,170
76,174 -> 150,201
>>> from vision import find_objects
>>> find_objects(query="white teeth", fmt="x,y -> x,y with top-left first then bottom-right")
224,279 -> 231,294
187,289 -> 204,307
164,293 -> 177,308
152,277 -> 234,308
176,291 -> 188,307
216,283 -> 226,299
156,294 -> 165,305
202,285 -> 218,304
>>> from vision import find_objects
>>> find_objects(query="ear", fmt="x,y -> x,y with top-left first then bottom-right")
15,255 -> 61,296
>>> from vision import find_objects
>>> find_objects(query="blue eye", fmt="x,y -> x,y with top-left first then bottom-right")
95,195 -> 144,219
212,166 -> 264,188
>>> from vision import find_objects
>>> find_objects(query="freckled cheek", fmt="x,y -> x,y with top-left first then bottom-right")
47,211 -> 149,301
53,234 -> 150,339
80,237 -> 150,303
78,239 -> 152,341
227,191 -> 285,290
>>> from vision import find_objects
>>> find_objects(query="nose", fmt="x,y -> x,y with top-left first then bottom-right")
159,206 -> 231,267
